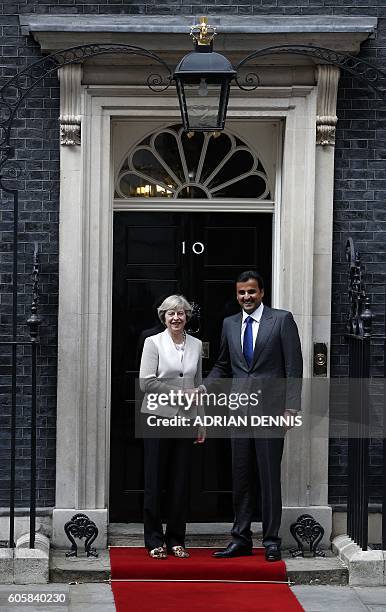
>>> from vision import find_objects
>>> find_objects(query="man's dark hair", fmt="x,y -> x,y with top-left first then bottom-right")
236,270 -> 264,291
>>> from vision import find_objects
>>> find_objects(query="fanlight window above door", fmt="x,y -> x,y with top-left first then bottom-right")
114,125 -> 271,200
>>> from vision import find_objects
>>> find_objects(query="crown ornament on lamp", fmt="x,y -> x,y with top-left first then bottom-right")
190,16 -> 217,47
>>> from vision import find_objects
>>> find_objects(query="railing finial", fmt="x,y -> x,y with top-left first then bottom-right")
345,237 -> 374,337
26,242 -> 41,342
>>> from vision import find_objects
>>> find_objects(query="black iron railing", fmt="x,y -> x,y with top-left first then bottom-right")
345,238 -> 372,551
346,335 -> 370,550
383,327 -> 386,550
0,243 -> 40,548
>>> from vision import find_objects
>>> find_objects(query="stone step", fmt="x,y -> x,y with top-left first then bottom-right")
50,549 -> 111,584
50,522 -> 348,585
50,545 -> 348,585
285,553 -> 348,586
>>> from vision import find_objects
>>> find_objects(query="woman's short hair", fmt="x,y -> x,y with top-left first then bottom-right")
157,295 -> 193,324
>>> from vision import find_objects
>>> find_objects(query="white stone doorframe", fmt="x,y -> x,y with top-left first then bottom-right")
52,82 -> 333,549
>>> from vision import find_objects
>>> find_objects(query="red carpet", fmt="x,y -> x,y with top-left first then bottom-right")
112,582 -> 303,612
110,546 -> 286,582
109,547 -> 304,612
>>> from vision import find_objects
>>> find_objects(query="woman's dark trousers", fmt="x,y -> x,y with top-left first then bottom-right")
143,437 -> 192,550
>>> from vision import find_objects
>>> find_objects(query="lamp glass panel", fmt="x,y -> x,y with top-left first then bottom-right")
183,82 -> 222,130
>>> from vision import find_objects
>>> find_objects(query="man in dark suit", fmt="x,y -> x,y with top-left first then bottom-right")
206,270 -> 303,561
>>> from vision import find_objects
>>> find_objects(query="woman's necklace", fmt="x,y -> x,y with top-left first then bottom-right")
173,331 -> 186,362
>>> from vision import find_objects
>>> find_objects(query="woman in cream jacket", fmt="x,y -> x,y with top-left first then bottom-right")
139,295 -> 205,559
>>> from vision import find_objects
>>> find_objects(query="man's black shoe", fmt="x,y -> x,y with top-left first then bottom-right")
265,545 -> 281,562
212,543 -> 253,558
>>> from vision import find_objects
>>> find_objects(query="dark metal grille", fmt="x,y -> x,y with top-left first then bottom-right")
0,240 -> 40,548
344,237 -> 386,551
383,328 -> 386,551
346,334 -> 370,550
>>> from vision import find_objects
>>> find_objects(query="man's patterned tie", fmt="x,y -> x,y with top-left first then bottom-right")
243,316 -> 254,367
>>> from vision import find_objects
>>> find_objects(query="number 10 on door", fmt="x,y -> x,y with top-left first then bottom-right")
182,241 -> 205,255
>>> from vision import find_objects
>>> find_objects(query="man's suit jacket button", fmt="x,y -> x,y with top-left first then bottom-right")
179,373 -> 183,377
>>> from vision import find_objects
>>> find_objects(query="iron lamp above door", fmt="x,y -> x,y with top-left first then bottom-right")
173,17 -> 236,132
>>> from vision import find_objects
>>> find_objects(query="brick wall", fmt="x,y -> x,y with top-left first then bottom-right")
0,0 -> 385,512
0,6 -> 60,508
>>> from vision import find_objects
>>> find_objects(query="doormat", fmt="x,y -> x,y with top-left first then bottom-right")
109,547 -> 304,612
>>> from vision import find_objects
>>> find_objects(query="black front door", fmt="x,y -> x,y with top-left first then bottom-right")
109,211 -> 272,522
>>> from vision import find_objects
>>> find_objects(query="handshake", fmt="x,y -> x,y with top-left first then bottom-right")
183,386 -> 206,444
182,385 -> 206,408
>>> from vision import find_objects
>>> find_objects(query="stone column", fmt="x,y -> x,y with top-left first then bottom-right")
282,65 -> 339,546
280,68 -> 340,546
311,64 -> 340,509
52,65 -> 108,549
